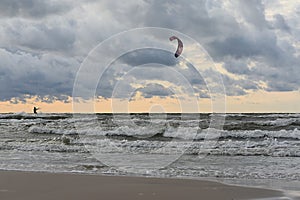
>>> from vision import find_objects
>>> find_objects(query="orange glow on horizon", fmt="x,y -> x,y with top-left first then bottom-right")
1,91 -> 300,113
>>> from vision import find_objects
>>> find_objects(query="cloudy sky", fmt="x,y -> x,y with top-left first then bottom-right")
0,0 -> 300,113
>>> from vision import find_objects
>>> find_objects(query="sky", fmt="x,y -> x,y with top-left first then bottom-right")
0,0 -> 300,113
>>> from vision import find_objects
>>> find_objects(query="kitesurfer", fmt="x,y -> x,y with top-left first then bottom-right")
33,107 -> 39,114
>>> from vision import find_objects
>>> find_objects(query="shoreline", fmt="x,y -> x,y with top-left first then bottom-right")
0,170 -> 287,200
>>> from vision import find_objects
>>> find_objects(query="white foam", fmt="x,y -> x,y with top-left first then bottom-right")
257,118 -> 298,127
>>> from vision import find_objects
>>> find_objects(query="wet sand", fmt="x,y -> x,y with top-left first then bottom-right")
0,171 -> 284,200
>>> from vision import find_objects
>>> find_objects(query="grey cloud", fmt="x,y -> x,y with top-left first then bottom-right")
20,23 -> 76,51
0,48 -> 79,102
241,61 -> 300,92
209,36 -> 261,59
179,63 -> 208,96
132,0 -> 300,94
120,49 -> 178,67
273,14 -> 290,32
232,0 -> 268,29
266,81 -> 296,92
142,0 -> 240,39
222,75 -> 248,96
95,59 -> 210,100
2,19 -> 76,52
98,0 -> 147,27
263,69 -> 299,92
297,6 -> 300,16
97,70 -> 124,99
130,0 -> 296,67
0,0 -> 300,103
222,58 -> 251,75
0,0 -> 73,18
208,29 -> 284,63
135,83 -> 174,98
94,48 -> 179,100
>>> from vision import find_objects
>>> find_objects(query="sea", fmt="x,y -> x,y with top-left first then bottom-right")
1,112 -> 300,197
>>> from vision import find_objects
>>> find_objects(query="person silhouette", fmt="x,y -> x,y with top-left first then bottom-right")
33,107 -> 39,114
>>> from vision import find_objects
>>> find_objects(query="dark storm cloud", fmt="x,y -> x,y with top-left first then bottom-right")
257,65 -> 299,92
96,66 -> 131,99
207,29 -> 285,65
266,81 -> 296,92
209,36 -> 261,59
178,63 -> 208,97
0,0 -> 73,18
222,58 -> 251,75
0,0 -> 300,103
222,75 -> 259,96
135,83 -> 174,98
134,0 -> 300,93
93,48 -> 180,99
120,49 -> 178,67
0,48 -> 79,102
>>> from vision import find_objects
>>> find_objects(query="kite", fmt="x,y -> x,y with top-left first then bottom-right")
169,36 -> 183,58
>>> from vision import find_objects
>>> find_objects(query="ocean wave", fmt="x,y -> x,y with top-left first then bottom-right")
2,136 -> 299,157
4,113 -> 300,132
0,112 -> 70,120
163,128 -> 284,141
28,121 -> 300,142
215,129 -> 300,141
28,126 -> 77,135
0,142 -> 88,153
255,118 -> 300,127
79,125 -> 167,139
80,138 -> 300,157
223,120 -> 300,131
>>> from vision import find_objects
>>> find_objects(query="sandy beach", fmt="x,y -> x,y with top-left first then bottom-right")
0,171 -> 285,200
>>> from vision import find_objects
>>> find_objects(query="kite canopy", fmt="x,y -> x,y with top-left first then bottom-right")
169,36 -> 183,58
